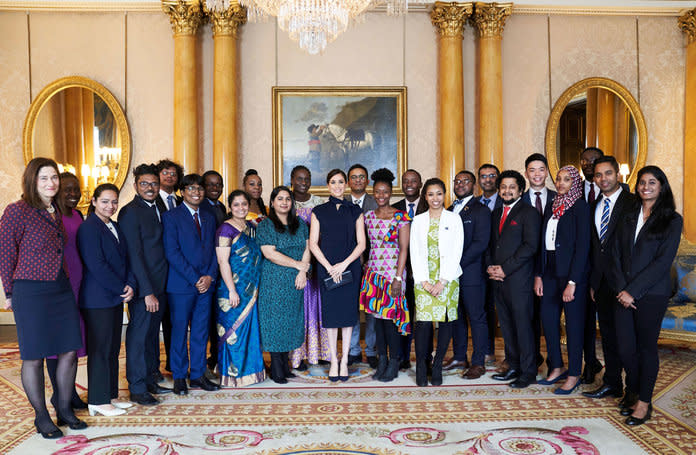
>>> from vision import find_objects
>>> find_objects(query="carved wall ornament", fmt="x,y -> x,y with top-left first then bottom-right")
679,8 -> 696,45
205,1 -> 247,37
470,2 -> 512,39
430,2 -> 473,39
162,0 -> 205,36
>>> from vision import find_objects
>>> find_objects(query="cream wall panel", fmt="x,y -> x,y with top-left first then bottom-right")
463,25 -> 476,174
638,16 -> 685,211
405,12 -> 437,181
502,14 -> 550,176
0,12 -> 29,212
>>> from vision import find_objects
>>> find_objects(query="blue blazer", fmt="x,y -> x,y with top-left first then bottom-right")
77,213 -> 136,309
162,203 -> 218,295
449,198 -> 491,286
536,199 -> 591,284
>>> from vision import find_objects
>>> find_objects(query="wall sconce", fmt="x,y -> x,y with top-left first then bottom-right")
619,163 -> 630,183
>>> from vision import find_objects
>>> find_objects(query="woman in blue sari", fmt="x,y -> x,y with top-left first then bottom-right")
215,190 -> 266,387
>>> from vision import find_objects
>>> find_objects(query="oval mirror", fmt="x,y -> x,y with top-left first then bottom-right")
23,76 -> 131,211
545,77 -> 647,188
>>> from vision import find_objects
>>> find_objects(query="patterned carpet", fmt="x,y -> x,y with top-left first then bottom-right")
1,340 -> 695,454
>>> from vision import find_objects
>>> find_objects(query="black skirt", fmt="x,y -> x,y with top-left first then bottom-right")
12,271 -> 83,360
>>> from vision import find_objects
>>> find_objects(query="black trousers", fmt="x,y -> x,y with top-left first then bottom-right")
582,286 -> 598,366
82,304 -> 123,405
126,293 -> 166,394
399,275 -> 416,361
162,304 -> 172,371
595,279 -> 624,390
615,294 -> 668,403
207,289 -> 219,369
484,280 -> 496,356
414,321 -> 453,367
493,282 -> 536,380
375,318 -> 401,359
452,282 -> 489,366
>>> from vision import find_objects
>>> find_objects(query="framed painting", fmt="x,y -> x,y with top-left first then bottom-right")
272,86 -> 407,196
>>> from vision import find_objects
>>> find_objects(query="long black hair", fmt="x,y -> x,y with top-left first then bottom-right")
268,185 -> 300,235
243,169 -> 267,216
420,177 -> 446,209
88,183 -> 120,215
634,165 -> 677,235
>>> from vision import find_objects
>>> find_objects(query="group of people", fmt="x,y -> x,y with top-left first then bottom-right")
0,147 -> 681,439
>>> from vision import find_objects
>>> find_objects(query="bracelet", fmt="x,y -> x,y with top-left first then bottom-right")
394,276 -> 402,282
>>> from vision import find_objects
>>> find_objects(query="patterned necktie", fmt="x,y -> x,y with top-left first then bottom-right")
193,212 -> 201,238
408,203 -> 415,218
167,194 -> 175,211
499,206 -> 511,234
588,183 -> 596,204
599,198 -> 611,243
482,198 -> 491,210
534,191 -> 543,215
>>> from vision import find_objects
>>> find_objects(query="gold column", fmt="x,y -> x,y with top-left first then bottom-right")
585,88 -> 598,147
680,9 -> 696,241
209,2 -> 246,193
163,0 -> 204,173
596,89 -> 615,157
471,2 -> 511,169
431,2 -> 473,201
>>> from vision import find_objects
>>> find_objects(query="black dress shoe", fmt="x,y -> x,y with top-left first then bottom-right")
367,356 -> 379,369
147,383 -> 173,395
492,369 -> 520,381
399,359 -> 412,370
509,377 -> 534,389
581,359 -> 603,384
347,355 -> 362,366
173,379 -> 188,395
153,371 -> 165,383
189,376 -> 221,391
130,392 -> 160,406
583,384 -> 622,399
626,404 -> 652,426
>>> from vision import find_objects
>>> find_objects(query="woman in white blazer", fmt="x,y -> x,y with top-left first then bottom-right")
409,178 -> 464,386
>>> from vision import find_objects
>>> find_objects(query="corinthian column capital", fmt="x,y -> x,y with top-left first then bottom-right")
431,2 -> 474,39
205,1 -> 247,37
679,8 -> 696,45
470,2 -> 512,39
162,0 -> 205,36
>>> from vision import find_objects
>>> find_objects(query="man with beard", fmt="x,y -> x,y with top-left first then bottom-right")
118,164 -> 172,405
487,170 -> 540,389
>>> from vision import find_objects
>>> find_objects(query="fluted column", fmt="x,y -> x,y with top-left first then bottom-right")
163,0 -> 204,173
680,9 -> 696,241
471,2 -> 511,169
596,89 -> 615,157
208,2 -> 246,193
431,2 -> 472,201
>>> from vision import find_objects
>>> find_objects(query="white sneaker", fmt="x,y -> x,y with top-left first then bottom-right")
88,404 -> 127,416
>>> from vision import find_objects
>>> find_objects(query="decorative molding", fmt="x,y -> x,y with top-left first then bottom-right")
470,2 -> 511,38
205,1 -> 247,37
162,0 -> 204,36
679,8 -> 696,45
430,2 -> 473,38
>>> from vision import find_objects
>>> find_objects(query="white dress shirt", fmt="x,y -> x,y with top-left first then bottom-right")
635,207 -> 646,242
105,221 -> 119,242
545,217 -> 558,251
452,195 -> 474,215
594,187 -> 623,236
352,193 -> 366,208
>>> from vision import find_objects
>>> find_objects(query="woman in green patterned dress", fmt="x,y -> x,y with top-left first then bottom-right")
408,178 -> 464,387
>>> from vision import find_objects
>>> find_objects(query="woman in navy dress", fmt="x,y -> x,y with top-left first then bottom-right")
309,169 -> 366,381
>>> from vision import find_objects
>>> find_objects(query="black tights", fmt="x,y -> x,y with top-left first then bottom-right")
46,358 -> 82,407
375,318 -> 401,360
22,351 -> 78,432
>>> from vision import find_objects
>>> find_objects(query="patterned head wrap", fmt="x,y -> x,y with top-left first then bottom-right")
551,165 -> 583,220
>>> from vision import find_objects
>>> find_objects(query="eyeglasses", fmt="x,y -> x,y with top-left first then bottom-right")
454,178 -> 473,185
184,185 -> 204,193
161,170 -> 177,177
138,181 -> 160,188
349,175 -> 366,181
479,173 -> 497,179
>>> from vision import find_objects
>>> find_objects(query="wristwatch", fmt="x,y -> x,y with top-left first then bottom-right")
394,276 -> 402,282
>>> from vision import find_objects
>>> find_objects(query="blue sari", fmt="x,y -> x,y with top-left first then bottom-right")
215,221 -> 266,387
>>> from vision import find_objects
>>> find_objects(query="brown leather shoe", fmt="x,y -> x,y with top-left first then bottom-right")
442,359 -> 469,371
462,365 -> 486,380
495,359 -> 510,373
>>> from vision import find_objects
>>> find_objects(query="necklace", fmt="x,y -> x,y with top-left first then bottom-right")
45,205 -> 55,214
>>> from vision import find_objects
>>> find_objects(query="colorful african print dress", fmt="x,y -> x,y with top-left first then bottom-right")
215,222 -> 266,387
359,210 -> 411,335
290,195 -> 332,367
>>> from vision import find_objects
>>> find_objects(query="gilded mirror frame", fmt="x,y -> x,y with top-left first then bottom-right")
545,77 -> 647,188
22,76 -> 131,209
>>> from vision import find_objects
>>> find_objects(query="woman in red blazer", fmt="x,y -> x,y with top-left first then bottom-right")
0,158 -> 87,438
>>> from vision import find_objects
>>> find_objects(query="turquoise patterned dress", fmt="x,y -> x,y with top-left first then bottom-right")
215,222 -> 266,387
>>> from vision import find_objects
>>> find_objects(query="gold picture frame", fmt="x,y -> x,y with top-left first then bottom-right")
272,86 -> 408,197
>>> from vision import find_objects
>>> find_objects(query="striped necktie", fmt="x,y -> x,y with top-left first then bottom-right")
599,198 -> 611,243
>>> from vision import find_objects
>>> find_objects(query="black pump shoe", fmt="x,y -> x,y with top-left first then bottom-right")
56,412 -> 88,430
626,404 -> 652,426
35,418 -> 63,439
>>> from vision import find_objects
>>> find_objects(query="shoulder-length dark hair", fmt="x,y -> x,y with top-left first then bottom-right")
634,165 -> 677,235
87,183 -> 120,215
22,157 -> 60,209
268,186 -> 300,235
420,177 -> 446,209
243,169 -> 267,216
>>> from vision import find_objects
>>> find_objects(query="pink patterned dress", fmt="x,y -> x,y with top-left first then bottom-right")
359,210 -> 411,335
289,195 -> 331,367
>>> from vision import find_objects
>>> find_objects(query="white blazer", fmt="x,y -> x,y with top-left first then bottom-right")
409,209 -> 464,283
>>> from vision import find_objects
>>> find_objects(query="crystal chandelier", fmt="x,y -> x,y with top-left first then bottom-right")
205,0 -> 423,55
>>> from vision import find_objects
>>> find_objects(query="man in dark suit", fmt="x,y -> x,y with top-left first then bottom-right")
583,156 -> 636,399
445,170 -> 491,379
118,164 -> 172,406
521,153 -> 557,370
487,170 -> 540,388
346,163 -> 379,368
163,174 -> 219,395
392,169 -> 426,369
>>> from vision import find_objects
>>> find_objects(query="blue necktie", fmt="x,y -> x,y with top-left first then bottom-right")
599,198 -> 611,243
453,198 -> 464,206
167,194 -> 175,211
408,203 -> 414,218
482,198 -> 491,210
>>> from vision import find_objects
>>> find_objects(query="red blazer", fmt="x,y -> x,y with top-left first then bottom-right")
0,200 -> 67,295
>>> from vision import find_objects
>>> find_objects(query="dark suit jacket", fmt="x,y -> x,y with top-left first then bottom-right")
486,200 -> 540,289
448,198 -> 491,286
476,194 -> 503,212
200,198 -> 227,228
536,199 -> 591,284
162,204 -> 218,295
345,193 -> 378,212
583,180 -> 630,201
156,192 -> 183,213
393,198 -> 427,216
589,189 -> 637,291
610,208 -> 682,300
522,188 -> 556,218
118,196 -> 168,298
77,213 -> 137,309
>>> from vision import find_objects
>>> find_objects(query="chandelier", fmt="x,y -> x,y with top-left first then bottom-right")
205,0 -> 424,55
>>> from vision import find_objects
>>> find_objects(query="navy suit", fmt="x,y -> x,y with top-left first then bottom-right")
536,200 -> 590,377
163,204 -> 218,381
78,213 -> 136,405
477,194 -> 504,355
476,194 -> 503,212
449,198 -> 491,366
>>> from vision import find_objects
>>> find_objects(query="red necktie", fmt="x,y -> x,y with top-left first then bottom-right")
535,191 -> 543,215
588,183 -> 596,204
499,206 -> 511,234
193,212 -> 201,238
